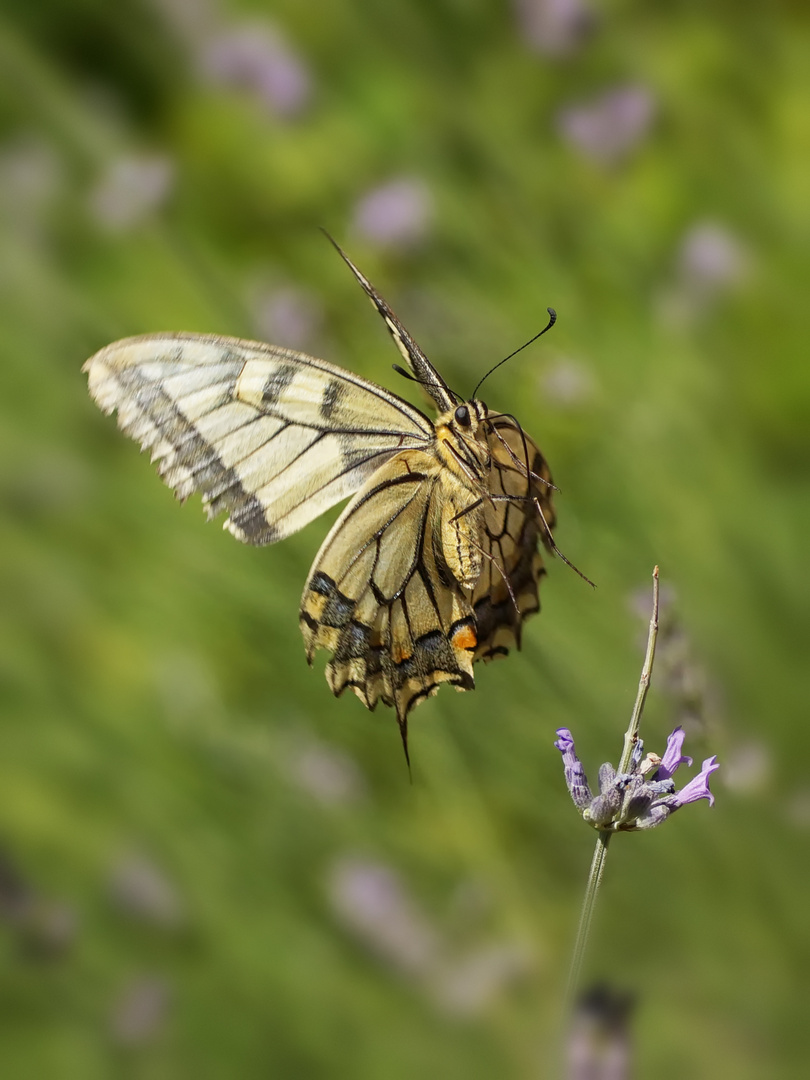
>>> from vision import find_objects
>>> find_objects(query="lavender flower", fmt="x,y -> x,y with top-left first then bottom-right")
250,283 -> 323,350
656,726 -> 693,781
554,729 -> 593,810
678,221 -> 749,292
110,976 -> 171,1046
557,85 -> 655,165
555,726 -> 718,831
514,0 -> 595,57
670,757 -> 719,809
88,154 -> 174,232
352,177 -> 433,247
201,22 -> 312,118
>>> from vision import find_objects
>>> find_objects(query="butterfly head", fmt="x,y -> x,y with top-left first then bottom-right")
434,398 -> 495,481
450,399 -> 488,433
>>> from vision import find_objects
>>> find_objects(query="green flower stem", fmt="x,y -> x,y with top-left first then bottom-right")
563,566 -> 660,1011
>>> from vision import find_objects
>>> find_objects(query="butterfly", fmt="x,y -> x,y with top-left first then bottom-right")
83,239 -> 561,762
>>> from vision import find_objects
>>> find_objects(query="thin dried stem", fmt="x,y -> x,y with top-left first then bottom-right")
563,566 -> 661,1013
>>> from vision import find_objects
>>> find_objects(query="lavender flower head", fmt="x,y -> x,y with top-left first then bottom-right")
554,726 -> 718,831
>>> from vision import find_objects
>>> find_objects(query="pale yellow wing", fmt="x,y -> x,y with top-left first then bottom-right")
83,333 -> 433,545
300,449 -> 480,737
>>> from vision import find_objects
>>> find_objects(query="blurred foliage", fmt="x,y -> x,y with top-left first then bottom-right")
0,0 -> 809,1077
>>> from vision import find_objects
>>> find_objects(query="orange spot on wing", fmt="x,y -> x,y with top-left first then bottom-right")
451,625 -> 478,651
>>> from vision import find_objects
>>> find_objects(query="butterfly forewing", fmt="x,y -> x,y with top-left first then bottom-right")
84,333 -> 433,545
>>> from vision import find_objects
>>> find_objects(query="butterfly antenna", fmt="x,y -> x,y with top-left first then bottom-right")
471,307 -> 557,399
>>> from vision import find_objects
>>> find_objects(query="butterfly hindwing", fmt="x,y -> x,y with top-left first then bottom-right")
473,418 -> 555,660
300,449 -> 480,725
83,333 -> 433,545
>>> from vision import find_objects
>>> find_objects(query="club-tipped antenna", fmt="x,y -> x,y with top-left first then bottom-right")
471,307 -> 557,400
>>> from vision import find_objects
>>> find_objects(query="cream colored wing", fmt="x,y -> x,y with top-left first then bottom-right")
473,416 -> 556,660
300,449 -> 481,747
83,333 -> 433,545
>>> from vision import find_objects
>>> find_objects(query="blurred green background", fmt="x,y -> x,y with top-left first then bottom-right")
1,1 -> 808,1076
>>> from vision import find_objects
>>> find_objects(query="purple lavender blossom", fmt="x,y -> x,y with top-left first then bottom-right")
671,756 -> 719,809
326,856 -> 438,977
678,221 -> 749,292
656,726 -> 693,781
514,0 -> 594,57
352,177 -> 433,247
289,738 -> 366,806
555,727 -> 718,831
201,22 -> 311,118
250,283 -> 323,350
88,154 -> 174,231
110,976 -> 171,1046
557,85 -> 655,165
555,728 -> 593,810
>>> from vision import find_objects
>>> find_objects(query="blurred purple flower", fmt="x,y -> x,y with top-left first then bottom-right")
150,0 -> 217,45
0,849 -> 77,958
290,739 -> 367,806
0,137 -> 63,235
677,220 -> 749,291
111,976 -> 171,1046
201,22 -> 311,118
352,177 -> 433,247
627,580 -> 675,622
567,984 -> 634,1080
328,857 -> 533,1015
557,86 -> 655,164
109,853 -> 184,929
658,220 -> 751,326
722,739 -> 771,793
786,789 -> 810,829
514,0 -> 594,56
89,154 -> 174,231
327,856 -> 439,977
433,941 -> 532,1016
539,356 -> 594,407
250,284 -> 323,350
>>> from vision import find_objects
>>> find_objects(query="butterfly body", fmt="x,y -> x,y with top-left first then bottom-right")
84,242 -> 556,756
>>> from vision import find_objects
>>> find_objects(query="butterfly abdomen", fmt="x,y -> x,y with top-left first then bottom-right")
439,486 -> 485,589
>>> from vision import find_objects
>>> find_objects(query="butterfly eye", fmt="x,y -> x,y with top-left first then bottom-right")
454,404 -> 471,427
